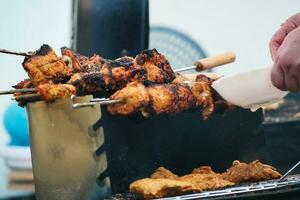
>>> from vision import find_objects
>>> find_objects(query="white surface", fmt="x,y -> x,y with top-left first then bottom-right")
212,67 -> 288,109
0,145 -> 31,162
150,0 -> 300,76
0,145 -> 32,170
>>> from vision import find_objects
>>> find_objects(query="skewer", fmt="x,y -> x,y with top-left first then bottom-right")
11,93 -> 42,101
90,98 -> 108,102
278,161 -> 300,182
0,88 -> 36,95
174,52 -> 236,73
73,98 -> 124,108
0,48 -> 33,57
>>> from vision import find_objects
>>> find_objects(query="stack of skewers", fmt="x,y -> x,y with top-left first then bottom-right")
0,44 -> 235,119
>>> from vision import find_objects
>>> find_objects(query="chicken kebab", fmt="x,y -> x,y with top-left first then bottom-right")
11,44 -> 177,100
14,44 -> 175,94
106,74 -> 226,119
7,44 -> 231,119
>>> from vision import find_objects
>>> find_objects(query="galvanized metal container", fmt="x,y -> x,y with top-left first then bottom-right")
26,96 -> 108,200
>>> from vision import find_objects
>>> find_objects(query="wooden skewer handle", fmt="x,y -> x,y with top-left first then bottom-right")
194,52 -> 236,71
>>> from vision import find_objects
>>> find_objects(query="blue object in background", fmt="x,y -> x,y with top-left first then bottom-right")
3,102 -> 30,146
149,26 -> 207,72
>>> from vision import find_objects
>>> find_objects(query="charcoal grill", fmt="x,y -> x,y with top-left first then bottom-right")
97,107 -> 265,193
26,94 -> 267,200
25,92 -> 300,200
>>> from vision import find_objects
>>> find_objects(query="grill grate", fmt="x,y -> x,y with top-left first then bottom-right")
108,175 -> 300,200
158,176 -> 300,200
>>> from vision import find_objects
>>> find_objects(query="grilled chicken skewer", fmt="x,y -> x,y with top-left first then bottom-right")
106,73 -> 226,119
0,44 -> 234,119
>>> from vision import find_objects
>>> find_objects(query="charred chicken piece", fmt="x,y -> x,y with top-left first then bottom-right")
173,84 -> 197,114
147,84 -> 179,115
106,78 -> 213,117
135,49 -> 176,83
13,79 -> 33,89
130,178 -> 197,200
22,44 -> 72,86
69,57 -> 147,96
107,82 -> 150,115
61,47 -> 105,73
172,73 -> 191,85
221,160 -> 282,184
192,166 -> 216,174
191,80 -> 214,120
195,74 -> 235,114
37,83 -> 76,102
151,167 -> 179,180
70,72 -> 108,96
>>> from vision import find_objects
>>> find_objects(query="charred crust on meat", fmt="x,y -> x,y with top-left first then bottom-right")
35,44 -> 52,56
105,57 -> 134,69
135,49 -> 158,64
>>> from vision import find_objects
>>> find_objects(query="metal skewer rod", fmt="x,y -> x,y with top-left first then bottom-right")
11,93 -> 42,101
174,66 -> 196,73
0,88 -> 36,95
0,48 -> 33,57
72,99 -> 124,108
278,161 -> 300,182
90,98 -> 108,102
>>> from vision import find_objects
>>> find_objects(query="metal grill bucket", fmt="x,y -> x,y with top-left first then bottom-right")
26,96 -> 109,200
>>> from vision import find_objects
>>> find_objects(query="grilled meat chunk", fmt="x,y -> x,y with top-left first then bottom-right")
192,166 -> 216,174
221,160 -> 282,184
130,161 -> 281,199
69,57 -> 147,95
172,73 -> 190,85
107,82 -> 150,115
179,173 -> 234,191
151,167 -> 179,180
13,79 -> 33,89
191,80 -> 214,119
130,166 -> 233,200
22,44 -> 72,86
106,78 -> 214,117
61,47 -> 104,73
135,49 -> 176,83
37,83 -> 76,101
61,47 -> 89,72
147,84 -> 179,115
173,84 -> 197,114
130,178 -> 197,200
180,166 -> 234,191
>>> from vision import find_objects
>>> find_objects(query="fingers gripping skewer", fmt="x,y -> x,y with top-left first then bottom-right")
0,49 -> 33,57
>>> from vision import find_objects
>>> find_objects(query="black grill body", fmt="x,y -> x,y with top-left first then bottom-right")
98,108 -> 264,193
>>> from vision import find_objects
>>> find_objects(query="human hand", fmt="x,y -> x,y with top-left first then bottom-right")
270,13 -> 300,60
271,27 -> 300,92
